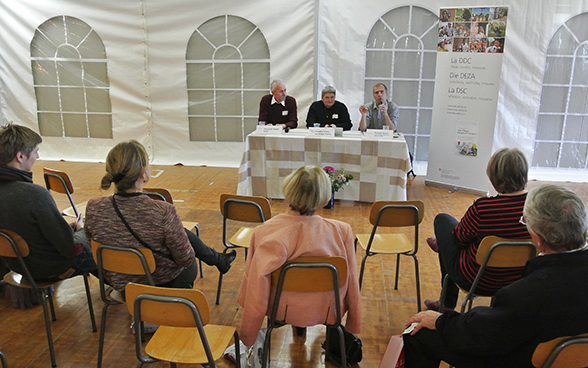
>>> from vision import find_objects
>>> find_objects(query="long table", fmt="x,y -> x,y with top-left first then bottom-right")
237,129 -> 411,202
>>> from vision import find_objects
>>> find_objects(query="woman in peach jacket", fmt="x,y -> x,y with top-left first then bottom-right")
237,165 -> 361,347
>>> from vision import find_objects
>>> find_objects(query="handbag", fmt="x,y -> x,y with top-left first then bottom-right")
321,325 -> 363,366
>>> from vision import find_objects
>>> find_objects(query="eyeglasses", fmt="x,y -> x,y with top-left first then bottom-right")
519,215 -> 527,226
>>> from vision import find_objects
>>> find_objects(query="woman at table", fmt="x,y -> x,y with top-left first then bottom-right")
237,165 -> 361,347
84,140 -> 236,291
424,148 -> 530,312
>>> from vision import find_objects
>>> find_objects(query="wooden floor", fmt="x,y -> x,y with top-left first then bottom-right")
1,160 -> 586,368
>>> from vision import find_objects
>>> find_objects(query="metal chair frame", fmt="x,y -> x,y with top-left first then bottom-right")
262,257 -> 347,368
43,168 -> 82,218
439,237 -> 536,313
216,194 -> 270,305
0,230 -> 96,368
532,334 -> 588,368
93,242 -> 155,368
126,284 -> 241,368
0,350 -> 8,368
356,201 -> 424,312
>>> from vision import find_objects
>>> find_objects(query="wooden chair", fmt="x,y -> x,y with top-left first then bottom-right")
0,229 -> 96,368
43,167 -> 87,218
262,256 -> 348,368
532,333 -> 588,368
143,187 -> 203,278
355,200 -> 425,312
91,241 -> 156,368
439,236 -> 536,313
0,350 -> 8,368
216,193 -> 271,305
125,283 -> 241,368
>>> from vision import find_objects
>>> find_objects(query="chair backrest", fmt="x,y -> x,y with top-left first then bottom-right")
476,236 -> 536,268
532,333 -> 588,368
369,200 -> 425,227
125,283 -> 210,327
269,256 -> 347,325
220,193 -> 271,223
91,241 -> 156,285
0,229 -> 41,291
43,167 -> 75,195
143,188 -> 173,203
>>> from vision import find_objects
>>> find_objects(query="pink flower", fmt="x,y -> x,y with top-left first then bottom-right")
323,166 -> 335,173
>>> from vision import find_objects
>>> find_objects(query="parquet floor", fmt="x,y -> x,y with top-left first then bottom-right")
0,160 -> 585,368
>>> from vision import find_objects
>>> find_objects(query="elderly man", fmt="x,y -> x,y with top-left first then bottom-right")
359,83 -> 399,131
403,184 -> 588,368
258,79 -> 297,129
0,124 -> 96,280
306,86 -> 352,130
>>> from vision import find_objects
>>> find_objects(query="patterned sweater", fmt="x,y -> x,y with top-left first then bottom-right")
455,193 -> 529,292
84,193 -> 195,291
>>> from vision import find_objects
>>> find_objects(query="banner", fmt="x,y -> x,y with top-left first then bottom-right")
426,6 -> 509,195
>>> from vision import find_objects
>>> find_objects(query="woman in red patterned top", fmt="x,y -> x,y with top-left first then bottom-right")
424,148 -> 530,311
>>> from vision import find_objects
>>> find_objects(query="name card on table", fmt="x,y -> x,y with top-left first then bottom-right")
366,129 -> 398,139
308,127 -> 335,137
256,125 -> 284,135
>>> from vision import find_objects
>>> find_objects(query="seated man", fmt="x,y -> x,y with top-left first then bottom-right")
306,86 -> 352,130
258,79 -> 297,129
0,124 -> 96,280
359,83 -> 399,131
403,184 -> 588,368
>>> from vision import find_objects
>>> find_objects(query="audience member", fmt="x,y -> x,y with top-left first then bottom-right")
404,184 -> 588,368
306,86 -> 352,130
84,140 -> 235,291
0,123 -> 96,280
237,165 -> 361,347
424,148 -> 530,312
359,83 -> 399,131
258,79 -> 298,129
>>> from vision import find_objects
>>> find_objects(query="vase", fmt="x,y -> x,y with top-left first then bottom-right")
324,192 -> 335,209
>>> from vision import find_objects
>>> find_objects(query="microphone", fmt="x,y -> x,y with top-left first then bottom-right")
377,101 -> 382,120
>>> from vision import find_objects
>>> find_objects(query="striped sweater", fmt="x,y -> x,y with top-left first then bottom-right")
454,193 -> 529,292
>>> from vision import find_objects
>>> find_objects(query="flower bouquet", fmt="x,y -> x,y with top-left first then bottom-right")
323,166 -> 354,208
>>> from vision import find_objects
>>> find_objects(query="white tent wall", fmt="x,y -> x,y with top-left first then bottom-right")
0,0 -> 587,181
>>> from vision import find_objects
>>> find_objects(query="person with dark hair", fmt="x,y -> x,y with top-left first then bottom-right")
306,86 -> 352,130
423,148 -> 530,312
258,79 -> 298,129
237,165 -> 361,347
403,184 -> 588,368
0,123 -> 96,280
359,83 -> 399,131
84,140 -> 235,291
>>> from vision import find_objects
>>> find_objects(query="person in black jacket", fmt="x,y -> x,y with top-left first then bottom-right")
403,184 -> 588,368
306,86 -> 352,131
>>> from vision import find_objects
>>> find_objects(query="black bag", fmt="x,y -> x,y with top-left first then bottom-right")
321,325 -> 363,366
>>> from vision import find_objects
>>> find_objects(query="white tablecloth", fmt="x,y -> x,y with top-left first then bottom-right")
237,129 -> 411,202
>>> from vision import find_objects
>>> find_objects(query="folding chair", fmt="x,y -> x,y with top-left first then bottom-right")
532,333 -> 588,368
125,283 -> 241,368
216,193 -> 271,305
91,241 -> 156,368
439,236 -> 536,313
0,229 -> 96,368
43,167 -> 87,218
143,187 -> 203,277
355,200 -> 425,312
262,256 -> 348,368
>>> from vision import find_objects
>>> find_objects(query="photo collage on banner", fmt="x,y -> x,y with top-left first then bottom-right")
438,7 -> 508,53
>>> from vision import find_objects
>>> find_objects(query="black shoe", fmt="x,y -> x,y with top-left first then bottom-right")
216,250 -> 237,274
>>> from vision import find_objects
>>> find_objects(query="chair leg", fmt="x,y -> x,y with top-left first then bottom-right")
46,287 -> 57,321
358,252 -> 370,290
215,273 -> 223,305
413,255 -> 421,312
394,254 -> 401,290
337,326 -> 347,368
40,292 -> 57,367
0,350 -> 8,368
83,274 -> 97,332
198,259 -> 204,278
261,325 -> 274,368
97,303 -> 112,368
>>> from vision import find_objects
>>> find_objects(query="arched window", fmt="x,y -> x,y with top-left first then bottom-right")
31,16 -> 112,138
534,12 -> 588,169
186,15 -> 270,142
364,5 -> 438,161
